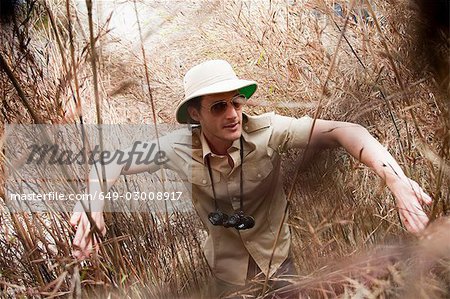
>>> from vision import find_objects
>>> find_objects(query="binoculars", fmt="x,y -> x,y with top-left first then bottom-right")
208,210 -> 255,230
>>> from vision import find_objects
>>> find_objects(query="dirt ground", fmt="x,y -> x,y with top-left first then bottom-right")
76,0 -> 223,125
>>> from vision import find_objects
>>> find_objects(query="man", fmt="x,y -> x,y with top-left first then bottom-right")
70,60 -> 432,297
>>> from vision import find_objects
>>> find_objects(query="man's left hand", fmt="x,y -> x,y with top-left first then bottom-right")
388,177 -> 433,233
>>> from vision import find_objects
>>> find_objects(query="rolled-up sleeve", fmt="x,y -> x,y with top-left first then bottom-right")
119,129 -> 187,176
268,114 -> 314,152
88,129 -> 187,192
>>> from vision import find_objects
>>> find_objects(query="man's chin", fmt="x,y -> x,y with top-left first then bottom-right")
226,130 -> 242,142
219,124 -> 242,142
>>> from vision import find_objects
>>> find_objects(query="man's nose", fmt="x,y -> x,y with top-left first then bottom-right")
224,102 -> 239,119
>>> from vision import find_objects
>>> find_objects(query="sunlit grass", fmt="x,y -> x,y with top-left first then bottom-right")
0,0 -> 448,298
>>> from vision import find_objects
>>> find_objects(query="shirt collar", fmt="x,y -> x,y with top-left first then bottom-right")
200,131 -> 242,164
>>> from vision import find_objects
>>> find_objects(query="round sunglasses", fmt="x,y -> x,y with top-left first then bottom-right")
202,94 -> 246,116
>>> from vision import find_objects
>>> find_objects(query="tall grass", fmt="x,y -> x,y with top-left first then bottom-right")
0,0 -> 448,298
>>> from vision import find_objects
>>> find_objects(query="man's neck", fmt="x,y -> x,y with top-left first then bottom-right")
204,135 -> 231,156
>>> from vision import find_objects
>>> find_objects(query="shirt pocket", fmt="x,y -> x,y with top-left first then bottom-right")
186,164 -> 221,187
245,156 -> 274,182
186,164 -> 221,211
241,155 -> 275,213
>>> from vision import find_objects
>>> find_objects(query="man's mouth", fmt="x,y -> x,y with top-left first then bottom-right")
223,122 -> 239,130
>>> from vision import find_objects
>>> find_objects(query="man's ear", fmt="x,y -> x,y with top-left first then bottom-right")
187,106 -> 200,122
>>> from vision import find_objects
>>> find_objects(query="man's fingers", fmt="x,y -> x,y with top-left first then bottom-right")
402,214 -> 421,234
74,237 -> 92,260
402,214 -> 419,233
411,200 -> 430,229
399,199 -> 429,233
402,218 -> 418,234
71,212 -> 105,260
390,177 -> 431,233
420,191 -> 433,205
72,217 -> 93,260
72,249 -> 83,260
414,187 -> 432,206
410,209 -> 427,231
72,230 -> 86,259
408,178 -> 433,205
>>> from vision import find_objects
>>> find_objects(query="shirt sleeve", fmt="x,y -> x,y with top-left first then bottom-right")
75,130 -> 187,213
119,133 -> 181,176
88,130 -> 185,193
268,114 -> 314,153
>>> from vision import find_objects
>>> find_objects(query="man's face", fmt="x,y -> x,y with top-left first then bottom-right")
189,90 -> 243,150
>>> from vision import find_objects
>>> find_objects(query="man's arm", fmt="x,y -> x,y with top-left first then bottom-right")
70,140 -> 174,259
69,161 -> 119,259
307,119 -> 432,233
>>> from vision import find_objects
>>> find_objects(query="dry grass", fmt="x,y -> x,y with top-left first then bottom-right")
0,0 -> 449,298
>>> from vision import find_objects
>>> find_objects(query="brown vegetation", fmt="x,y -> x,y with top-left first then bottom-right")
0,0 -> 448,298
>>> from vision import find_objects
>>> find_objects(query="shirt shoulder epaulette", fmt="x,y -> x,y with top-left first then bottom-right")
243,112 -> 273,133
168,127 -> 196,147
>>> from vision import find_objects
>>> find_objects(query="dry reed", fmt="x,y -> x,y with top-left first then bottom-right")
0,0 -> 448,298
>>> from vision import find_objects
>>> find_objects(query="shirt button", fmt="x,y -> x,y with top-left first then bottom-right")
257,173 -> 262,178
202,179 -> 207,184
244,126 -> 248,130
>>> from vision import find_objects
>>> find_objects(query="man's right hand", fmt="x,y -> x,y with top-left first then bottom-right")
70,211 -> 106,259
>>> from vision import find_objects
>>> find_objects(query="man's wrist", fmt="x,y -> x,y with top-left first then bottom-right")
385,172 -> 408,189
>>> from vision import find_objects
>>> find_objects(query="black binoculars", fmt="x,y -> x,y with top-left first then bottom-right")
208,210 -> 255,230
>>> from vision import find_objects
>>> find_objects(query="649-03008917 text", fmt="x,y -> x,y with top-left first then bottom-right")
100,191 -> 183,201
9,191 -> 183,202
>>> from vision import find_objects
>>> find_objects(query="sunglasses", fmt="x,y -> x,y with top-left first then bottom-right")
202,94 -> 246,116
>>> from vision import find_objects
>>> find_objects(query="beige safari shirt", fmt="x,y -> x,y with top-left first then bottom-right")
128,112 -> 313,285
